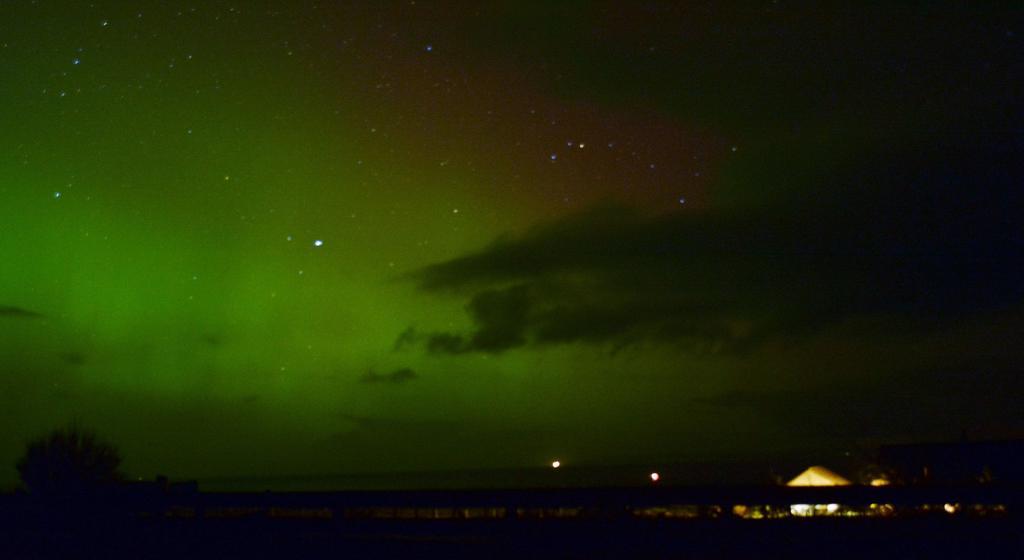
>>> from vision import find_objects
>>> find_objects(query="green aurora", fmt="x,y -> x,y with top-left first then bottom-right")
2,2 -> 1022,487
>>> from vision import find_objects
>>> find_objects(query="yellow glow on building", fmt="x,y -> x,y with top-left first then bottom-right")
786,465 -> 852,486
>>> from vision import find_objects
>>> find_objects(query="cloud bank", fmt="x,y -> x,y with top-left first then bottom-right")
405,142 -> 1023,356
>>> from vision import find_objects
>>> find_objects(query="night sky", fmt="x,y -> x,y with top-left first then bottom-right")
2,1 -> 1022,488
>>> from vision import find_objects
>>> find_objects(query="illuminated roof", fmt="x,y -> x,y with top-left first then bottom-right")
786,465 -> 852,487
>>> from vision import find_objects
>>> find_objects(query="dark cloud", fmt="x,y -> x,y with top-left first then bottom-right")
422,286 -> 530,354
0,305 -> 44,319
425,332 -> 465,354
408,141 -> 1023,355
360,367 -> 417,384
391,327 -> 418,351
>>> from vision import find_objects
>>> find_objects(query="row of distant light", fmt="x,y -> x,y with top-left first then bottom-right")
551,460 -> 660,482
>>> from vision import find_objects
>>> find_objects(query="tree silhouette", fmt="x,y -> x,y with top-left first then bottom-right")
16,426 -> 123,494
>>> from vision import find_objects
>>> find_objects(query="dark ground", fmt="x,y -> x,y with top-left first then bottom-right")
3,485 -> 1023,558
3,513 -> 1022,559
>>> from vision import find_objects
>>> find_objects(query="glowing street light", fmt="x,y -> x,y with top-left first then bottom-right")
551,460 -> 561,469
650,472 -> 660,482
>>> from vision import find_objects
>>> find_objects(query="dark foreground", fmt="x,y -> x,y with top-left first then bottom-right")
4,516 -> 1022,559
2,486 -> 1022,559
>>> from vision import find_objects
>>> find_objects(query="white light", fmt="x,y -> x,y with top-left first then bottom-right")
826,503 -> 839,514
313,239 -> 323,247
650,472 -> 660,482
790,504 -> 812,517
944,503 -> 958,514
551,460 -> 560,469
